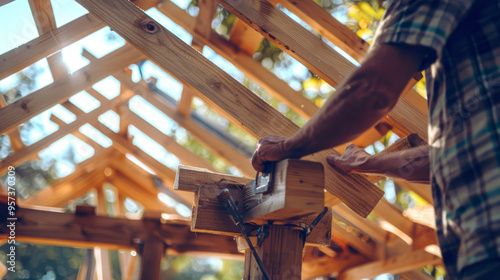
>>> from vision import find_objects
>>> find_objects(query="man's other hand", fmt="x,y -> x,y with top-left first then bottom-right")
326,144 -> 370,173
251,135 -> 292,171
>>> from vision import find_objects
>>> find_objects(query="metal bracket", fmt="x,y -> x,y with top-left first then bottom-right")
256,224 -> 270,247
300,207 -> 329,242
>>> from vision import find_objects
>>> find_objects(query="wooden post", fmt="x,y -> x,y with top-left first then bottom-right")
244,225 -> 305,280
139,212 -> 167,280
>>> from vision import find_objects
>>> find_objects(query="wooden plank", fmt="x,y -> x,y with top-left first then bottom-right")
92,121 -> 177,185
95,188 -> 113,280
0,199 -> 241,255
114,72 -> 256,178
332,222 -> 378,260
338,249 -> 442,280
175,164 -> 252,193
176,87 -> 195,118
0,13 -> 104,81
248,225 -> 305,279
0,44 -> 144,135
108,156 -> 193,207
157,1 -> 318,119
107,171 -> 178,214
332,203 -> 387,244
0,0 -> 14,7
123,108 -> 216,171
302,253 -> 368,280
228,19 -> 263,55
22,151 -> 114,207
0,92 -> 24,152
194,0 -> 218,39
217,0 -> 428,140
0,72 -> 136,174
243,159 -> 324,222
175,164 -> 330,246
76,0 -> 383,218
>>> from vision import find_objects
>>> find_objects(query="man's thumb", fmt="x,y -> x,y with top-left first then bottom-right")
326,155 -> 340,166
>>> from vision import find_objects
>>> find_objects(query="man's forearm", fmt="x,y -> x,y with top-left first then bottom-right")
282,44 -> 426,159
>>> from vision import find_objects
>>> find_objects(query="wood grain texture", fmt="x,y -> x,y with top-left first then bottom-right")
76,0 -> 383,218
124,109 -> 216,171
22,150 -> 115,207
338,249 -> 442,280
0,13 -> 104,81
114,72 -> 256,177
0,199 -> 241,256
302,252 -> 368,280
218,0 -> 428,140
0,44 -> 144,135
174,164 -> 331,246
243,159 -> 324,222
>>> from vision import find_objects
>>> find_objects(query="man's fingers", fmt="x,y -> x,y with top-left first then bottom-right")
251,152 -> 265,172
326,155 -> 340,166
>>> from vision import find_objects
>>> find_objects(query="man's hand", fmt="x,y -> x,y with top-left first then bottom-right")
251,135 -> 292,171
326,144 -> 371,173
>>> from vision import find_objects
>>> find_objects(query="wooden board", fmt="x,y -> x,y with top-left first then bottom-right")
0,44 -> 144,135
0,198 -> 241,256
0,13 -> 104,81
76,0 -> 383,218
243,159 -> 324,222
175,164 -> 331,246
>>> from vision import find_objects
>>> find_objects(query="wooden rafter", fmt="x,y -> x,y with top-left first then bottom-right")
22,149 -> 117,207
0,199 -> 241,256
114,71 -> 255,177
0,13 -> 104,81
216,0 -> 428,140
0,44 -> 144,135
75,0 -> 383,218
338,249 -> 442,280
122,108 -> 217,171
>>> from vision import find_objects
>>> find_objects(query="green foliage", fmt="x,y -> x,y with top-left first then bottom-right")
0,243 -> 86,280
161,256 -> 244,280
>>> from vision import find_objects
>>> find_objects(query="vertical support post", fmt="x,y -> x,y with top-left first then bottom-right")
139,213 -> 166,280
245,225 -> 305,280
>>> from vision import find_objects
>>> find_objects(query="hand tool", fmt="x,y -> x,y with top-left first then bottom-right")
217,188 -> 270,280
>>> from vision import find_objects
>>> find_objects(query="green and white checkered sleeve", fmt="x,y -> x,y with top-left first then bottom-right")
371,0 -> 474,70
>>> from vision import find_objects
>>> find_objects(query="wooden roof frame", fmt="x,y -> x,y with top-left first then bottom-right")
0,0 -> 440,278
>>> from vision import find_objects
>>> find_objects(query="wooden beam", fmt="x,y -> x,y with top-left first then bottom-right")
175,164 -> 331,246
217,0 -> 428,140
158,1 -> 318,119
149,2 -> 388,162
242,159 -> 324,223
176,87 -> 195,118
0,13 -> 104,81
28,0 -> 69,80
108,155 -> 192,207
331,222 -> 378,260
76,0 -> 383,218
107,170 -> 178,214
114,72 -> 255,177
0,44 -> 144,135
0,199 -> 241,256
91,120 -> 177,186
332,203 -> 387,245
95,188 -> 113,280
302,252 -> 368,280
0,68 -> 137,174
247,225 -> 305,279
21,150 -> 114,207
0,91 -> 24,152
123,108 -> 216,171
194,0 -> 218,39
338,249 -> 442,280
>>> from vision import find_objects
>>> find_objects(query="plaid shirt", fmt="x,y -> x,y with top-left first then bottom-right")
372,0 -> 500,278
